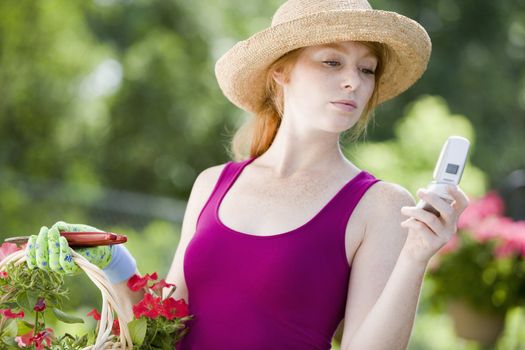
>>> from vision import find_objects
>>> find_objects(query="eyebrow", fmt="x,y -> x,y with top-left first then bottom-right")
319,43 -> 377,59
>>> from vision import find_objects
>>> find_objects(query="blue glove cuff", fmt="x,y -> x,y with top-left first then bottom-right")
102,245 -> 137,284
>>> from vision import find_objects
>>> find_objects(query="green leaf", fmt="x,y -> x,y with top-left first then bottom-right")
16,291 -> 37,310
72,334 -> 88,347
86,330 -> 96,345
15,320 -> 33,336
51,307 -> 85,324
2,320 -> 17,337
128,318 -> 147,346
1,335 -> 18,347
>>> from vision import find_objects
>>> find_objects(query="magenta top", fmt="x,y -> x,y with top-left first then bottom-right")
177,157 -> 380,350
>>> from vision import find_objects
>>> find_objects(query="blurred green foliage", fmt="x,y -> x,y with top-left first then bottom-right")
348,95 -> 487,197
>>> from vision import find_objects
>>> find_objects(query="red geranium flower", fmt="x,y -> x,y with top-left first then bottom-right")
161,298 -> 189,320
88,308 -> 120,335
32,329 -> 53,350
150,279 -> 175,292
112,319 -> 120,336
34,298 -> 46,312
127,272 -> 158,291
15,328 -> 53,350
87,308 -> 101,321
133,293 -> 163,319
0,308 -> 24,318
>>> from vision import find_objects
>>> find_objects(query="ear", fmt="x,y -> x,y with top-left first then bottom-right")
271,68 -> 287,86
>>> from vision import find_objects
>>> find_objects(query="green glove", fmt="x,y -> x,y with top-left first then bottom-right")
25,221 -> 112,274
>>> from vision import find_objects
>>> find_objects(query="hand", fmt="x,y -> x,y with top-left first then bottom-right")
400,185 -> 469,264
25,221 -> 112,274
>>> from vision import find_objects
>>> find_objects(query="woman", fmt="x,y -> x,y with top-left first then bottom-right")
26,0 -> 469,349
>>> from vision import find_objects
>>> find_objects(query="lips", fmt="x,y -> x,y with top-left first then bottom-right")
332,99 -> 357,108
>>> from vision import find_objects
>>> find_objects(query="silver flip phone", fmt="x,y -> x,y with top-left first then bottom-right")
416,136 -> 470,216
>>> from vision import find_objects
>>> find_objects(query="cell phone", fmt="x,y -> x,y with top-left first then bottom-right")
416,136 -> 470,217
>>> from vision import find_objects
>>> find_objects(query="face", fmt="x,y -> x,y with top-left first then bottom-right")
274,41 -> 378,134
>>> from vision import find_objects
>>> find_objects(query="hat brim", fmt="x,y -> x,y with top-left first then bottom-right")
215,9 -> 431,113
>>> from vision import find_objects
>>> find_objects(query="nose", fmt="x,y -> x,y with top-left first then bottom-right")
340,67 -> 361,91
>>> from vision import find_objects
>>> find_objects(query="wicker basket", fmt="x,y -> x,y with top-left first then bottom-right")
0,250 -> 134,350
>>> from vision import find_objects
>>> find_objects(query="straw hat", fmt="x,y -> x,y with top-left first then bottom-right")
215,0 -> 432,114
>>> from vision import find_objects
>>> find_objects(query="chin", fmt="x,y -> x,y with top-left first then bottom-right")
325,116 -> 360,133
319,121 -> 357,134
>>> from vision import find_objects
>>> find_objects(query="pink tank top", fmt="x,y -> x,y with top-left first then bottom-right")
177,157 -> 380,350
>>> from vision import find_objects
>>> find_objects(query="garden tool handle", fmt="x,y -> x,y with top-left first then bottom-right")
4,231 -> 127,247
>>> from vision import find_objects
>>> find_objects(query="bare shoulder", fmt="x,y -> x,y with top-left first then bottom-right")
359,180 -> 415,225
346,180 -> 415,261
179,161 -> 229,241
190,162 -> 229,200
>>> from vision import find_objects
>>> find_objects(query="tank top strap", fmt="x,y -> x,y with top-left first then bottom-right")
196,158 -> 256,227
322,170 -> 381,232
215,157 -> 256,197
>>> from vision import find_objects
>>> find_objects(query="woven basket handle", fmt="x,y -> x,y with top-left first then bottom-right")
0,250 -> 134,350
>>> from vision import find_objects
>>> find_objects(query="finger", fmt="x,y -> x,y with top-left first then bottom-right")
35,226 -> 50,270
401,206 -> 445,234
47,227 -> 62,272
59,237 -> 78,274
52,221 -> 70,232
401,217 -> 437,236
446,185 -> 469,211
417,189 -> 455,220
25,235 -> 38,269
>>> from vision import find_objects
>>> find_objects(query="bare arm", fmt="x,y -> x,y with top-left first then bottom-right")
340,182 -> 420,350
344,249 -> 427,350
111,270 -> 145,323
341,183 -> 468,350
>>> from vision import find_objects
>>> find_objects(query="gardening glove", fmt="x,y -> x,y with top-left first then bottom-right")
25,221 -> 137,284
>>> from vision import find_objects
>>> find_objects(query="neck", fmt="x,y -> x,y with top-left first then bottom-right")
254,119 -> 355,178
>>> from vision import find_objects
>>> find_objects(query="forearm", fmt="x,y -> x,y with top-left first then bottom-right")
111,269 -> 145,323
344,252 -> 428,350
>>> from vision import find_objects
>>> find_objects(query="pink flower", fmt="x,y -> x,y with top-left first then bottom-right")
15,331 -> 34,347
458,191 -> 505,230
494,220 -> 525,258
0,271 -> 8,279
0,242 -> 21,261
470,216 -> 513,243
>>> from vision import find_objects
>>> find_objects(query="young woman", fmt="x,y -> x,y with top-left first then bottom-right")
26,0 -> 469,349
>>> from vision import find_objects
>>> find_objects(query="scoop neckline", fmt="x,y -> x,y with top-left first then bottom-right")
214,157 -> 366,240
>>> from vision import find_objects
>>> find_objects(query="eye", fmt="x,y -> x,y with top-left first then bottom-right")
322,60 -> 341,67
361,68 -> 376,75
